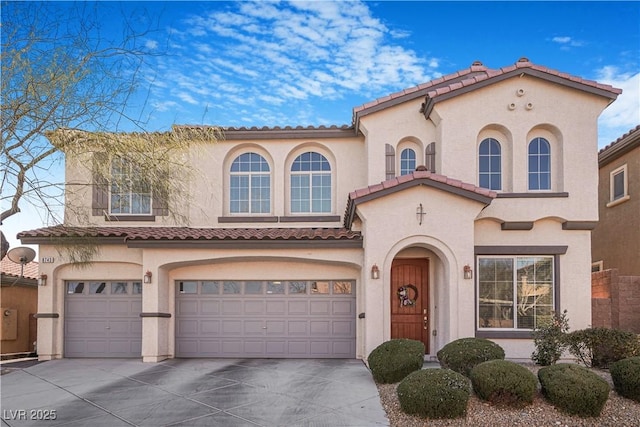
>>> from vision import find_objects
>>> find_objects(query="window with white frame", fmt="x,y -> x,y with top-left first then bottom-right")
110,157 -> 151,214
478,256 -> 554,330
230,153 -> 271,214
478,138 -> 502,190
400,148 -> 416,175
609,164 -> 628,204
291,152 -> 331,213
528,137 -> 551,190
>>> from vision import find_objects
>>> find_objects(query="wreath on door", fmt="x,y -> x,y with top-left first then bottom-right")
397,284 -> 418,307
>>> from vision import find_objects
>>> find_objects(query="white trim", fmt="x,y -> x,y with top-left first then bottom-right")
608,164 -> 628,205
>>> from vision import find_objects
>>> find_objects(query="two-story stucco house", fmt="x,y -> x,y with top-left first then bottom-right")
20,58 -> 621,362
592,125 -> 640,275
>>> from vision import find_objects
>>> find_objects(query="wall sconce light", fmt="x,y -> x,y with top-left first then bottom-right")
38,274 -> 47,286
416,203 -> 426,225
464,265 -> 473,280
144,270 -> 152,284
371,264 -> 380,279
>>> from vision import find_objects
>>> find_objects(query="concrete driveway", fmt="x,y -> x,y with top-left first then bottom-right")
0,358 -> 388,427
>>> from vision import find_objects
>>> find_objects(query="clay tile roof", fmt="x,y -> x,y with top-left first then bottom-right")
598,125 -> 640,166
348,171 -> 497,203
18,226 -> 362,244
1,257 -> 38,280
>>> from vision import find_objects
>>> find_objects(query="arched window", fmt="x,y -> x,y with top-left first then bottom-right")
400,148 -> 416,175
479,138 -> 502,190
528,138 -> 551,190
291,152 -> 331,213
230,153 -> 270,213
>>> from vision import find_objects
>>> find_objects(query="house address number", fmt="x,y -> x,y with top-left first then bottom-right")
41,257 -> 55,263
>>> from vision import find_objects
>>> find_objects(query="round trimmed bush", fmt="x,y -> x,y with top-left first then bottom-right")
437,337 -> 505,376
470,360 -> 537,407
397,368 -> 471,419
538,363 -> 610,417
610,356 -> 640,402
368,339 -> 424,384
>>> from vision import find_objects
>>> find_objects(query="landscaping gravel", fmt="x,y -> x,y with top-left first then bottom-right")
376,365 -> 640,427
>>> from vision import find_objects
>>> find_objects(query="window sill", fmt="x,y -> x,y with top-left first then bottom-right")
105,214 -> 156,222
606,195 -> 630,208
280,215 -> 341,222
476,330 -> 534,339
218,216 -> 279,223
496,192 -> 568,198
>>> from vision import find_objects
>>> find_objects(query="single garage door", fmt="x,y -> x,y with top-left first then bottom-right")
176,280 -> 356,358
65,280 -> 142,357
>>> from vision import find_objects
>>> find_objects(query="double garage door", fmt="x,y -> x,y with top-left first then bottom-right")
176,280 -> 356,358
65,281 -> 142,357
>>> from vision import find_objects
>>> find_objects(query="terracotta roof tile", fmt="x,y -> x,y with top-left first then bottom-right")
18,226 -> 361,243
1,257 -> 38,280
349,171 -> 497,202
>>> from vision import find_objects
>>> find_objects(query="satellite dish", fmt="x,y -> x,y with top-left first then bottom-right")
6,247 -> 36,279
7,247 -> 36,265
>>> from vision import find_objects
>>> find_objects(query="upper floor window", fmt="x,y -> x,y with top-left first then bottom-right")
479,138 -> 501,190
608,164 -> 629,206
110,157 -> 151,214
528,137 -> 551,190
400,148 -> 416,175
291,152 -> 331,213
230,153 -> 271,214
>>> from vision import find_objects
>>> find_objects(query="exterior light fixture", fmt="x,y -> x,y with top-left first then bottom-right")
38,274 -> 47,286
416,203 -> 426,225
464,265 -> 473,280
371,264 -> 380,279
144,270 -> 152,284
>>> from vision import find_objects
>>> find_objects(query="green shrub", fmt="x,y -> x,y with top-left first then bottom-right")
566,327 -> 640,368
531,310 -> 569,366
610,356 -> 640,402
470,360 -> 538,407
538,363 -> 610,417
368,339 -> 424,384
397,368 -> 471,419
437,337 -> 505,377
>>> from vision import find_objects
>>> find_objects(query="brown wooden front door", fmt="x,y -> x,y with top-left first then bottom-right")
391,258 -> 429,350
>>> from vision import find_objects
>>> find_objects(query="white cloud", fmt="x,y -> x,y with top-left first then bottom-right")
596,66 -> 640,147
145,39 -> 158,50
552,36 -> 572,44
143,0 -> 439,126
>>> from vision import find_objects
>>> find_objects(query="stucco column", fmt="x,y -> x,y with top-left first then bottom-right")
141,255 -> 171,362
36,262 -> 61,360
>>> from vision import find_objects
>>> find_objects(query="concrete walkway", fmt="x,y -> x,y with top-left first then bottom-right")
0,358 -> 388,426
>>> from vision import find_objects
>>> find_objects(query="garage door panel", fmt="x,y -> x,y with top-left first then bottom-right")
309,301 -> 330,315
332,301 -> 353,315
332,321 -> 352,336
200,320 -> 219,334
200,300 -> 220,314
244,320 -> 265,335
175,280 -> 355,358
177,319 -> 198,335
178,300 -> 198,315
266,300 -> 285,314
64,281 -> 142,358
222,300 -> 242,314
309,321 -> 331,336
244,301 -> 264,315
288,301 -> 308,315
222,320 -> 242,334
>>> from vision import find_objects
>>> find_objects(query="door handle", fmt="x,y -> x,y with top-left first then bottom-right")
423,316 -> 428,330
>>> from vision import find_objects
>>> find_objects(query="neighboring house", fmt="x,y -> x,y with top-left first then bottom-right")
591,125 -> 640,275
20,58 -> 621,362
1,257 -> 38,355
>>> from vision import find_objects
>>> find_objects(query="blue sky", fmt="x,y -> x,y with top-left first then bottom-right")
4,0 -> 640,252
